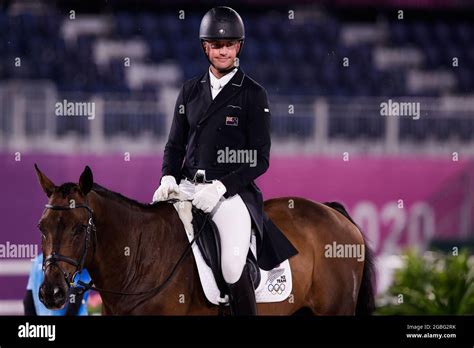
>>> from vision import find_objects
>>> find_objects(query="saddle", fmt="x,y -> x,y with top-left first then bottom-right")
191,207 -> 261,297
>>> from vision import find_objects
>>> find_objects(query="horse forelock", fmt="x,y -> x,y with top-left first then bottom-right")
56,182 -> 80,198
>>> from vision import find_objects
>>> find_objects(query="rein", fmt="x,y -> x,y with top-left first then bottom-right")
44,199 -> 208,297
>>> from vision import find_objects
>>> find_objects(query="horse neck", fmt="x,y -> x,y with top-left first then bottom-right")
85,191 -> 182,312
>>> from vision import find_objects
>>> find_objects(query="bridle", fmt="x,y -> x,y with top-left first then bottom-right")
41,198 -> 208,297
42,202 -> 96,289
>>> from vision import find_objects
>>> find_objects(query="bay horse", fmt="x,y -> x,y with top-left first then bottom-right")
35,164 -> 375,315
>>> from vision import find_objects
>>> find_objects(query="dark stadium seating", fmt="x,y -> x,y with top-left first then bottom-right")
1,11 -> 473,141
2,12 -> 472,95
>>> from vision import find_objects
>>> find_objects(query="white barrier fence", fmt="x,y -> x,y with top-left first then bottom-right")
0,260 -> 33,315
1,80 -> 474,155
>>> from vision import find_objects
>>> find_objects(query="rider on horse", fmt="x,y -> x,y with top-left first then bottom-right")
152,6 -> 297,315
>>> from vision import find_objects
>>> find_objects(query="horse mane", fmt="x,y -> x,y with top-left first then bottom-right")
92,183 -> 156,210
56,182 -> 158,210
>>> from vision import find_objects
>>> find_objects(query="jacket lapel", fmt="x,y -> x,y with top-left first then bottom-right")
198,72 -> 213,111
198,68 -> 245,126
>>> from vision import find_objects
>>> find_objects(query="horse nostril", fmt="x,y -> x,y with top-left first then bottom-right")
53,287 -> 65,302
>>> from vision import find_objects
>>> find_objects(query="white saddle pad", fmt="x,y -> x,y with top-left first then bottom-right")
172,199 -> 292,305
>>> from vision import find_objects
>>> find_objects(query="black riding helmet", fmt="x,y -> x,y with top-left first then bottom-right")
199,6 -> 245,72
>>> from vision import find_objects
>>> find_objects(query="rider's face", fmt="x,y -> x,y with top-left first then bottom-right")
203,40 -> 241,72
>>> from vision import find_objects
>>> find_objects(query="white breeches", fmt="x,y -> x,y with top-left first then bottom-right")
179,179 -> 251,284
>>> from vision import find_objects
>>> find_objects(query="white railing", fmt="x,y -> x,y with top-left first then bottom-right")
1,80 -> 474,156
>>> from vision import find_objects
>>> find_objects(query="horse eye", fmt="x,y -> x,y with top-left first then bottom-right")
39,230 -> 46,240
73,224 -> 85,235
37,224 -> 46,240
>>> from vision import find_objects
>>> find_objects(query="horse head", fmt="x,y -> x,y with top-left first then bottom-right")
34,164 -> 95,310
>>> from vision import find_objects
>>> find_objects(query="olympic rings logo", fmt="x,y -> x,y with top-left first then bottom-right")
267,283 -> 285,295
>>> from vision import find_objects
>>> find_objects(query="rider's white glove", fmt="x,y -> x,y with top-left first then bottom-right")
152,175 -> 179,202
192,180 -> 227,213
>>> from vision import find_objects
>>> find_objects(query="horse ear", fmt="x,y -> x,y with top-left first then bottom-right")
79,166 -> 93,196
34,164 -> 56,197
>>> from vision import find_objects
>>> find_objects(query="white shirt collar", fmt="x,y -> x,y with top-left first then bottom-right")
209,67 -> 238,91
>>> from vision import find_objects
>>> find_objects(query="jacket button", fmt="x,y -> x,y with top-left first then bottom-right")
217,127 -> 222,131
